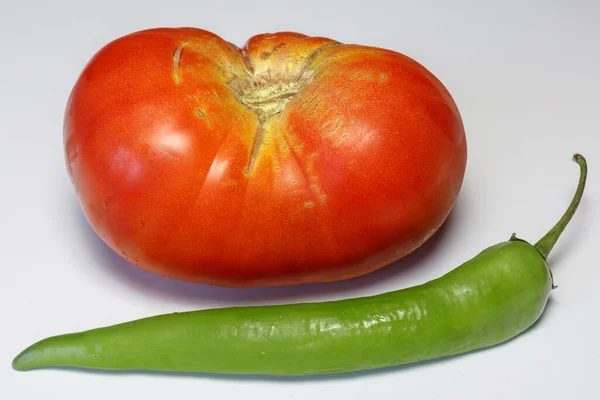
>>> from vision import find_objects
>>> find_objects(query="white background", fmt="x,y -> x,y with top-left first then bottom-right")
1,0 -> 599,399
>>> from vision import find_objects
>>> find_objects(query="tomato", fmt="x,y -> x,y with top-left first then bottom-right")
64,28 -> 467,287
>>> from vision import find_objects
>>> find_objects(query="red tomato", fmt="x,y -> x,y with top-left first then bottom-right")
64,28 -> 467,287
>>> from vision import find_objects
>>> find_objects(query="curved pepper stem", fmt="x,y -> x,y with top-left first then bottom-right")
534,154 -> 588,260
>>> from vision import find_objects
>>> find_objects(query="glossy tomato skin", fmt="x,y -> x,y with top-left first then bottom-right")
64,28 -> 467,287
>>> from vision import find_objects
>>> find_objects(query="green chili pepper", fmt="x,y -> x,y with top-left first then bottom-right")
12,154 -> 587,376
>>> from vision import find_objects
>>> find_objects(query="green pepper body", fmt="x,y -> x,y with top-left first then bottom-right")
13,240 -> 551,375
12,154 -> 587,376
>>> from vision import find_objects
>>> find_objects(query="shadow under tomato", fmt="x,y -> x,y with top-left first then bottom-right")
70,193 -> 467,306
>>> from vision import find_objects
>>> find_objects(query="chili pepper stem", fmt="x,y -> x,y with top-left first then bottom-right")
534,154 -> 587,260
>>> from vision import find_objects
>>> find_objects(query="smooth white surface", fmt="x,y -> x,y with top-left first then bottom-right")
1,0 -> 599,398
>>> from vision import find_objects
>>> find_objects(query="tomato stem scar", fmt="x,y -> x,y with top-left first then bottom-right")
245,122 -> 265,174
